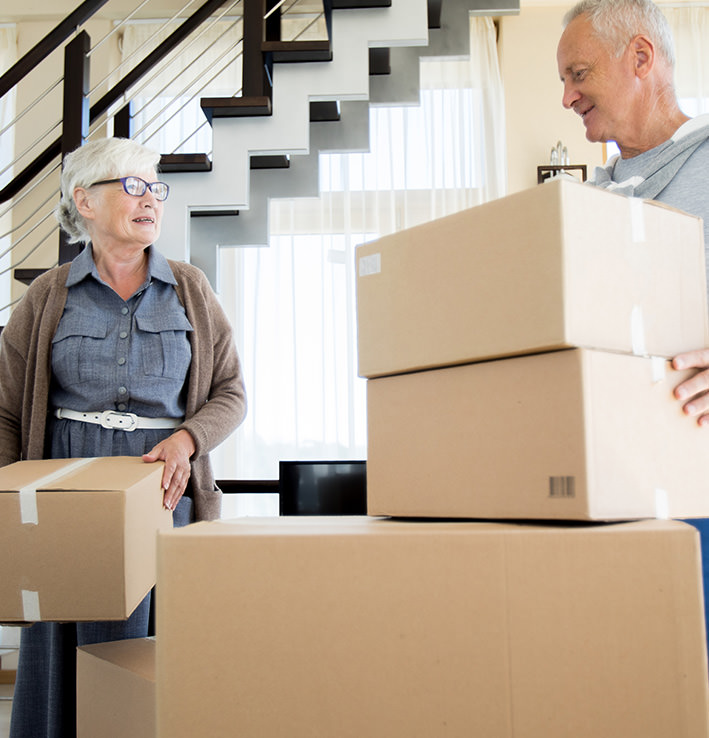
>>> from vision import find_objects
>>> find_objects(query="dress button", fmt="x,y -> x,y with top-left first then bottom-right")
118,386 -> 127,395
119,331 -> 128,339
121,307 -> 129,315
117,357 -> 126,366
117,404 -> 127,411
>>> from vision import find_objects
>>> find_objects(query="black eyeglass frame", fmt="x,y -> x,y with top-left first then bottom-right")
90,176 -> 170,201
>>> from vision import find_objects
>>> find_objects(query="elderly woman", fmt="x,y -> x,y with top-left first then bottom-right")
0,137 -> 246,738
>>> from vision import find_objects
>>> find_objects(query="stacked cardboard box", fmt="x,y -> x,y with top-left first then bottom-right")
356,179 -> 709,520
150,180 -> 709,737
154,516 -> 709,738
0,456 -> 171,622
77,637 -> 155,738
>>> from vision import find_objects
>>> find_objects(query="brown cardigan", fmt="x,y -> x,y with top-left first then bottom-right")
0,259 -> 246,520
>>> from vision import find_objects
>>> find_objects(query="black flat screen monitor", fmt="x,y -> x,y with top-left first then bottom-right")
279,460 -> 367,516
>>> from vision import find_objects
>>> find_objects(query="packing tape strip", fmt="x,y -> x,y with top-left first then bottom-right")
359,252 -> 381,277
18,457 -> 96,525
655,488 -> 670,520
21,590 -> 40,621
631,305 -> 647,356
651,356 -> 667,383
629,197 -> 646,243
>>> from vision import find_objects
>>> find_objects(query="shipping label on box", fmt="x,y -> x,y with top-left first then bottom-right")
156,516 -> 709,738
356,179 -> 709,377
367,348 -> 709,521
0,456 -> 172,622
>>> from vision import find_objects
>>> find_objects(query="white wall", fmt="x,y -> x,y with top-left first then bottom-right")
499,3 -> 605,194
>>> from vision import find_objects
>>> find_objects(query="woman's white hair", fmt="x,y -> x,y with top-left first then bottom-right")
56,137 -> 162,244
563,0 -> 675,67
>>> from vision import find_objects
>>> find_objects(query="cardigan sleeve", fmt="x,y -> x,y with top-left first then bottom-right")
0,320 -> 26,467
172,262 -> 247,458
0,268 -> 67,468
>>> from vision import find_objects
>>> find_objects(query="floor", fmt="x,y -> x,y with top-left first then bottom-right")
0,684 -> 12,738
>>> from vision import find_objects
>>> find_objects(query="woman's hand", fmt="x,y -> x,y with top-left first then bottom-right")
672,349 -> 709,426
143,429 -> 196,511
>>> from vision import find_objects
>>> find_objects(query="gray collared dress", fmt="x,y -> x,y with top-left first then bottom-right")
10,245 -> 195,738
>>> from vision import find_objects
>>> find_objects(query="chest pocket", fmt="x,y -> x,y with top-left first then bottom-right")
52,316 -> 109,386
135,313 -> 193,380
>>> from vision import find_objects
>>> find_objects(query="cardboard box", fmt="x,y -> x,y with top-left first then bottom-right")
77,638 -> 155,738
356,179 -> 708,377
0,456 -> 172,622
367,348 -> 709,521
156,516 -> 709,738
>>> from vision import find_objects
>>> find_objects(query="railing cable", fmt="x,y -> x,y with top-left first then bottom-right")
88,0 -> 202,97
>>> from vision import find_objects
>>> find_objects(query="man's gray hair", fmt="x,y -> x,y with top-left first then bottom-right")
563,0 -> 675,66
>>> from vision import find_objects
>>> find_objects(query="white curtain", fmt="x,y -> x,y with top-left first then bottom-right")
0,25 -> 17,324
213,16 -> 506,512
117,20 -> 243,152
662,6 -> 709,115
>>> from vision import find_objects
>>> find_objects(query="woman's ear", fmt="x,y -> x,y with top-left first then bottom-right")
73,186 -> 95,220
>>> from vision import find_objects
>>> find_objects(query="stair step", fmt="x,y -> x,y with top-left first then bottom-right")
201,96 -> 272,122
310,101 -> 341,122
428,0 -> 443,28
262,40 -> 332,63
332,0 -> 392,7
160,153 -> 212,173
369,47 -> 391,75
14,268 -> 48,286
191,209 -> 240,217
250,155 -> 290,169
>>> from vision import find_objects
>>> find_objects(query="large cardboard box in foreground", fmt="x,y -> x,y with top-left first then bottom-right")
0,457 -> 171,622
368,348 -> 709,521
77,638 -> 155,738
356,179 -> 708,378
157,516 -> 709,738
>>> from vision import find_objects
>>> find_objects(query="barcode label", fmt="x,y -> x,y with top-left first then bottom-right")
549,476 -> 576,499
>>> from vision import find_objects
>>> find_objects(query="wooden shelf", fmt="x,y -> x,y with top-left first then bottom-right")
537,164 -> 587,184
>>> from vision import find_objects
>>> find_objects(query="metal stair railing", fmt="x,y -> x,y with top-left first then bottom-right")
0,0 -> 331,304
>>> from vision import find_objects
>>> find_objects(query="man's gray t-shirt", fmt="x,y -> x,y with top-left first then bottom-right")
598,116 -> 709,297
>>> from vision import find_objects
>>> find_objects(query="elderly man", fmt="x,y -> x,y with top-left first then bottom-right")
558,0 -> 709,644
557,0 -> 709,417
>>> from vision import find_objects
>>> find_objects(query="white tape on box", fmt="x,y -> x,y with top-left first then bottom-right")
655,488 -> 670,520
629,197 -> 646,243
651,356 -> 667,383
18,457 -> 95,525
359,253 -> 381,277
21,590 -> 40,621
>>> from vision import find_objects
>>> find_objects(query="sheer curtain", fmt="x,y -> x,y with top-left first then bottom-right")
663,6 -> 709,115
117,20 -> 242,152
0,25 -> 17,326
214,16 -> 506,512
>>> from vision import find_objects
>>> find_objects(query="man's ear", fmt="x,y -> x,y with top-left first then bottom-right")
632,34 -> 655,79
73,186 -> 95,220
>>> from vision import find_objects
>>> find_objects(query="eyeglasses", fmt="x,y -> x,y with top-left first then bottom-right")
90,176 -> 170,201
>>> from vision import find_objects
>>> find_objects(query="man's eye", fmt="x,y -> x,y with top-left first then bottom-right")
573,69 -> 587,81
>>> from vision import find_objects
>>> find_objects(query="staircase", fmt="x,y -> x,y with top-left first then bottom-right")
0,0 -> 519,296
165,0 -> 431,281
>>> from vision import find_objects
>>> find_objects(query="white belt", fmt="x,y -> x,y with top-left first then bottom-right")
54,408 -> 182,432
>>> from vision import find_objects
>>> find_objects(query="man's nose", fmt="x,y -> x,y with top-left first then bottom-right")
562,81 -> 580,110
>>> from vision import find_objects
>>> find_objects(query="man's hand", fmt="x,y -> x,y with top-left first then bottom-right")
143,429 -> 196,511
672,349 -> 709,426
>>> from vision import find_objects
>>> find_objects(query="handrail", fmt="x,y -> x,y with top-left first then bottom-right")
0,0 -> 110,99
1,0 -> 330,273
89,0 -> 231,122
0,0 -> 232,205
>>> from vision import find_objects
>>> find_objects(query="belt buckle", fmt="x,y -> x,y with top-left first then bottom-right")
100,410 -> 138,431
